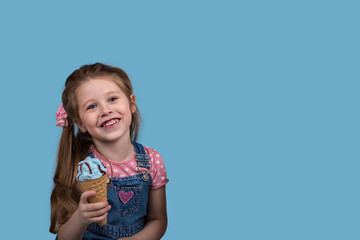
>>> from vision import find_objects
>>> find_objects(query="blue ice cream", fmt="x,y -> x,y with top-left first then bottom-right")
76,156 -> 107,181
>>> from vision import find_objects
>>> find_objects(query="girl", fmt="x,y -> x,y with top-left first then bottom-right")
50,63 -> 168,240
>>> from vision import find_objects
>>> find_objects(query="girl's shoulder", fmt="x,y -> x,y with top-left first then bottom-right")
143,146 -> 162,158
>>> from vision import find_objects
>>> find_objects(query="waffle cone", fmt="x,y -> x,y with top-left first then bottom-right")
78,174 -> 108,226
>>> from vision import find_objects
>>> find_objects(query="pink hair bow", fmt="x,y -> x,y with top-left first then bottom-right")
56,105 -> 68,127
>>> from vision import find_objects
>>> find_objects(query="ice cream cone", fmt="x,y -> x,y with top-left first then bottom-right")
78,174 -> 108,226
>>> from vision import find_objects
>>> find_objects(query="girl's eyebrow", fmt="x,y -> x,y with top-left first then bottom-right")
106,91 -> 122,96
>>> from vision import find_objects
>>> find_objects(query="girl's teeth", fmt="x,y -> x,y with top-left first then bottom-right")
103,119 -> 119,127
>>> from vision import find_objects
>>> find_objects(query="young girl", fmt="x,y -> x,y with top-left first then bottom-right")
50,63 -> 169,240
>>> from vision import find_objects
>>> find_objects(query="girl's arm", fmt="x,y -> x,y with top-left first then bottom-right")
120,186 -> 168,240
57,191 -> 111,240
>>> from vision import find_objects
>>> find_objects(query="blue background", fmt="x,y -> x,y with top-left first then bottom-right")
0,1 -> 359,239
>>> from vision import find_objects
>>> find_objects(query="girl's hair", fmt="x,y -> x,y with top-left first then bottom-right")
49,63 -> 141,233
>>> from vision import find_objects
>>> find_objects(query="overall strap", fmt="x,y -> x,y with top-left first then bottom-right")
132,142 -> 151,169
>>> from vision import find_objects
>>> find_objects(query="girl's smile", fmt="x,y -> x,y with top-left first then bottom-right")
101,118 -> 120,128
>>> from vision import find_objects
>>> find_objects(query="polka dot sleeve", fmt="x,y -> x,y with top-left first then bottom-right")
145,147 -> 169,190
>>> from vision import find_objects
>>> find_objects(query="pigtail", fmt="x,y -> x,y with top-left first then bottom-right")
49,120 -> 82,233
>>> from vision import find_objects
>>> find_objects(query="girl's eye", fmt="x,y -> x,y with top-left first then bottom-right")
87,104 -> 96,110
109,97 -> 117,102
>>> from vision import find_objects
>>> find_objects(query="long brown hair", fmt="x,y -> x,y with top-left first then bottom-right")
49,63 -> 141,233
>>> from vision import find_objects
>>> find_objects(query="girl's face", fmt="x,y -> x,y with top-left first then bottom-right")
75,76 -> 136,146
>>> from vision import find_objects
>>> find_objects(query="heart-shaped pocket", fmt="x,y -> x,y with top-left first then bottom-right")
119,191 -> 134,204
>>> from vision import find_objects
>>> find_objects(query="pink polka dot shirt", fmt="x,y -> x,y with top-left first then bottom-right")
91,145 -> 169,189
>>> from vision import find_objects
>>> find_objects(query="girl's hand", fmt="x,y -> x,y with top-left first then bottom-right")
77,190 -> 111,226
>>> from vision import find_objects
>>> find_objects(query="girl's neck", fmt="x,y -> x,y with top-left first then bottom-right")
93,138 -> 134,163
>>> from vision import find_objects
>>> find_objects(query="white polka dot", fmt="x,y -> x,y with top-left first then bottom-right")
155,160 -> 160,164
120,174 -> 125,178
130,162 -> 134,165
124,167 -> 129,172
161,165 -> 163,169
156,154 -> 160,157
114,169 -> 118,172
161,176 -> 165,180
153,179 -> 157,183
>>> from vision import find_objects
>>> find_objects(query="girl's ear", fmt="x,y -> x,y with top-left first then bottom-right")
130,94 -> 137,113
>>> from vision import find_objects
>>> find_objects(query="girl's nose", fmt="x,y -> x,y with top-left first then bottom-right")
101,105 -> 113,116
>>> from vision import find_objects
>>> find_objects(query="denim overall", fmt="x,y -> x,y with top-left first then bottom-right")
56,142 -> 152,240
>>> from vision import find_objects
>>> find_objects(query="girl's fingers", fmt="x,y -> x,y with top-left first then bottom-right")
83,204 -> 111,218
84,201 -> 109,211
80,190 -> 97,204
80,191 -> 109,210
88,212 -> 108,223
78,190 -> 111,224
